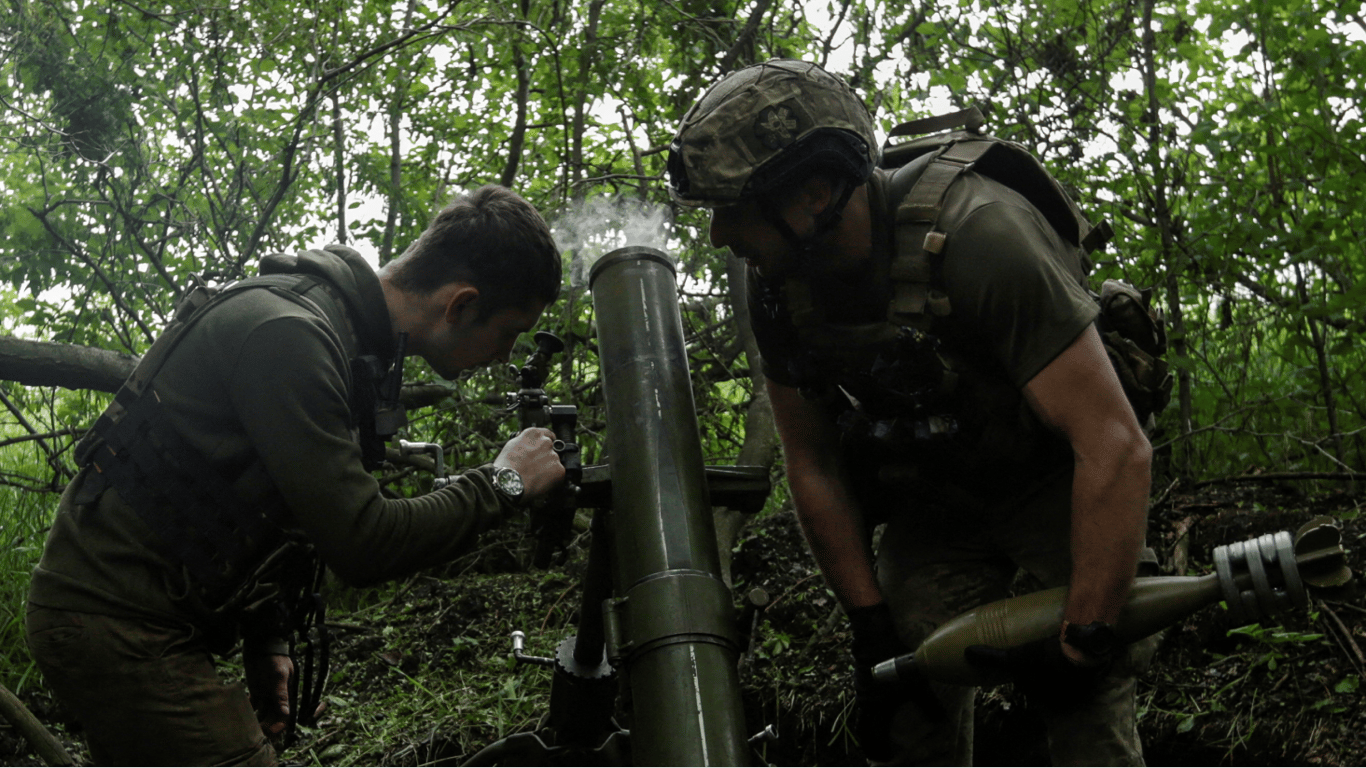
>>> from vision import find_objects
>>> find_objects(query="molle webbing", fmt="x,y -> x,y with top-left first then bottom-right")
888,138 -> 995,328
74,272 -> 346,605
88,385 -> 289,602
780,138 -> 997,361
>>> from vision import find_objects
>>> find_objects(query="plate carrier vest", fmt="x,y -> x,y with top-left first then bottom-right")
767,107 -> 1172,451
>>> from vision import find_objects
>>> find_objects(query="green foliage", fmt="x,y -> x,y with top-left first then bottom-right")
3,0 -> 1354,486
0,0 -> 1363,757
1226,623 -> 1325,672
0,436 -> 63,693
232,567 -> 569,765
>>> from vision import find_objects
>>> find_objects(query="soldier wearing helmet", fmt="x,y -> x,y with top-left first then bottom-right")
670,60 -> 1157,765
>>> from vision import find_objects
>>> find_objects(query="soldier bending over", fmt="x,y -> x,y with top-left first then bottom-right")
27,185 -> 566,765
668,61 -> 1160,765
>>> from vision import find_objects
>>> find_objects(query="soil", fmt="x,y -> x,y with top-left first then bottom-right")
2,481 -> 1362,766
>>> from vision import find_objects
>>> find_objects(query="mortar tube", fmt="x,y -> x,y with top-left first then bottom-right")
589,246 -> 749,766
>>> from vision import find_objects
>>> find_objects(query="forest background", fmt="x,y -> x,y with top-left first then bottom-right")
0,0 -> 1362,763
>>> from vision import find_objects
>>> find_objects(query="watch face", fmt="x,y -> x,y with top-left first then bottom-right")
496,468 -> 524,498
1068,621 -> 1119,660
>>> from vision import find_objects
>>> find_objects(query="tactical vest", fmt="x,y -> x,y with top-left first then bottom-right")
72,258 -> 380,615
761,107 -> 1171,509
878,107 -> 1170,428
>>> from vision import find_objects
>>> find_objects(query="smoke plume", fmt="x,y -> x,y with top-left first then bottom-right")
550,197 -> 673,288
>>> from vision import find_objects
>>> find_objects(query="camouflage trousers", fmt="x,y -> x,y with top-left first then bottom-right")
26,606 -> 274,766
874,473 -> 1160,766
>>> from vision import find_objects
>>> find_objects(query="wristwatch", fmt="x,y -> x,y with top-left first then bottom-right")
491,466 -> 525,503
1062,620 -> 1121,662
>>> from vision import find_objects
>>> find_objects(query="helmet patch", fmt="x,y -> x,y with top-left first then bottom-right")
754,104 -> 802,150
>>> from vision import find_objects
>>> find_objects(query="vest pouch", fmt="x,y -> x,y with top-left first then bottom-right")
1096,280 -> 1173,427
1098,280 -> 1166,357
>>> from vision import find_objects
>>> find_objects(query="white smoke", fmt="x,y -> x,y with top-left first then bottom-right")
550,196 -> 673,288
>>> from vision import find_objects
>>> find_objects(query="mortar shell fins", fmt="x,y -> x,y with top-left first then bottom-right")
1294,517 -> 1353,590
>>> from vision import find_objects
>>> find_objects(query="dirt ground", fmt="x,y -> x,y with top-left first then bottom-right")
2,480 -> 1362,766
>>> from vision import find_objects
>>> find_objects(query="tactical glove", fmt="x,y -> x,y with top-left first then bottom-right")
964,621 -> 1120,712
848,602 -> 943,762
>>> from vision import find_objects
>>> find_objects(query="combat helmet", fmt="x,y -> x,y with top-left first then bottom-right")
667,59 -> 878,209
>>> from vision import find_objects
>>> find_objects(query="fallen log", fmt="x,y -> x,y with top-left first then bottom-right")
0,682 -> 74,766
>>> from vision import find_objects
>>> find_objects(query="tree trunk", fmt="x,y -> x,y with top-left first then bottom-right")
568,0 -> 605,196
333,92 -> 348,244
1141,0 -> 1192,478
499,33 -> 530,188
1294,265 -> 1351,491
380,0 -> 420,264
714,254 -> 779,587
0,336 -> 138,394
0,336 -> 452,412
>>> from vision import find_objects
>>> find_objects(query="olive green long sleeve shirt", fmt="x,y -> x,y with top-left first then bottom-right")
29,248 -> 514,636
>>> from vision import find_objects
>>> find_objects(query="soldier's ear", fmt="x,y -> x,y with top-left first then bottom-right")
796,175 -> 836,215
442,284 -> 481,325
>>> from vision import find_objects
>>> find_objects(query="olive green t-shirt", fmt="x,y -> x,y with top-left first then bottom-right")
748,165 -> 1099,510
29,249 -> 516,636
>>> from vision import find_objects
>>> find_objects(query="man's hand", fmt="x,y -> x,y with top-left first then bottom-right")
848,602 -> 943,762
495,427 -> 565,502
964,624 -> 1119,712
245,652 -> 293,736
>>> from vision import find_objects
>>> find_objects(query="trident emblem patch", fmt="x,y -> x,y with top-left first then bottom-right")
754,105 -> 800,149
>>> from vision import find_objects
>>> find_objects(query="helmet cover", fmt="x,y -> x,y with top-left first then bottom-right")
668,59 -> 877,207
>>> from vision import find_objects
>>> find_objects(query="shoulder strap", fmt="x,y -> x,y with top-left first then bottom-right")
774,138 -> 989,373
887,138 -> 995,328
75,273 -> 343,467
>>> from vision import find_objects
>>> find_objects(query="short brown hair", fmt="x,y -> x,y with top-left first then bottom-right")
387,185 -> 561,317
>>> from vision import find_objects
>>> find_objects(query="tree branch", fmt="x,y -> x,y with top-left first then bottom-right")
1193,472 -> 1364,488
1232,266 -> 1356,331
0,388 -> 71,482
717,0 -> 774,72
0,336 -> 138,393
0,336 -> 456,414
0,427 -> 85,449
25,206 -> 157,346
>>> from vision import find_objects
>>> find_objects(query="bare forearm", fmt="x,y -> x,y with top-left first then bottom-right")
1063,433 -> 1152,626
1020,327 -> 1154,631
768,378 -> 883,611
789,473 -> 883,610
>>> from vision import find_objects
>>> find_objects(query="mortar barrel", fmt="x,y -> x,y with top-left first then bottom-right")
590,246 -> 748,766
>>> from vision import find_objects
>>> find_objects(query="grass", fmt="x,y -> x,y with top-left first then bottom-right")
0,439 -> 63,694
266,557 -> 569,766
